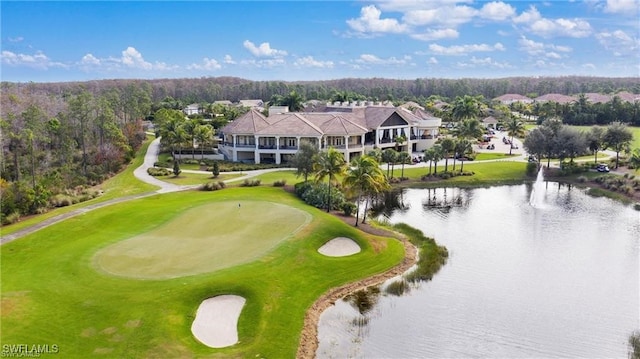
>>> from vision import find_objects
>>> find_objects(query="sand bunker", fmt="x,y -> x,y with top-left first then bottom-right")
318,237 -> 361,257
191,295 -> 246,348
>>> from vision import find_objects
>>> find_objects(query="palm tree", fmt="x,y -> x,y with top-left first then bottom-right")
343,155 -> 388,226
451,95 -> 482,122
314,147 -> 346,212
381,149 -> 397,178
158,110 -> 185,161
397,151 -> 411,179
182,119 -> 199,159
455,118 -> 484,140
394,134 -> 406,152
440,137 -> 455,172
429,144 -> 444,174
455,139 -> 473,173
194,124 -> 214,160
423,148 -> 435,175
504,116 -> 525,155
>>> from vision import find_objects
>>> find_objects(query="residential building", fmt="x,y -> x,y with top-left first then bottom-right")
219,104 -> 441,164
183,103 -> 201,115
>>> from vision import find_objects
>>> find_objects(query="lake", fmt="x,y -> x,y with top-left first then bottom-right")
317,183 -> 639,358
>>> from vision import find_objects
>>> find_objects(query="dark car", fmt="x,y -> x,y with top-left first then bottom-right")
596,164 -> 610,172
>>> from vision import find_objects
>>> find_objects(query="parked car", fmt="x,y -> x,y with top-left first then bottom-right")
596,164 -> 610,172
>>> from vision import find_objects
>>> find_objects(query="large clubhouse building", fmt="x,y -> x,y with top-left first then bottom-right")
219,103 -> 442,164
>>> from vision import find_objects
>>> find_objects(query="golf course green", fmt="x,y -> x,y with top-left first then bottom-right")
1,187 -> 405,358
94,201 -> 311,279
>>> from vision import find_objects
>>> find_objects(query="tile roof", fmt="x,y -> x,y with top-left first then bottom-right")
534,94 -> 576,103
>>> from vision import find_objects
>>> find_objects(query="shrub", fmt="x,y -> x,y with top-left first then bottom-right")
3,211 -> 21,225
200,182 -> 224,191
153,161 -> 171,168
341,202 -> 357,216
299,182 -> 346,210
217,181 -> 226,189
633,203 -> 640,211
294,181 -> 313,197
147,167 -> 172,176
273,179 -> 287,187
577,176 -> 588,183
526,162 -> 538,176
240,179 -> 261,187
385,280 -> 410,296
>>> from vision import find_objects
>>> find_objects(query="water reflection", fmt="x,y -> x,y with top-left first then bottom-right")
317,184 -> 639,358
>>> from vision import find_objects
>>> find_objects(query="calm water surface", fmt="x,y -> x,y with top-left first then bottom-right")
317,183 -> 639,358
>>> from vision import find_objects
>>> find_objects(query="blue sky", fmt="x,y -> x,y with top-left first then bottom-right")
1,1 -> 639,82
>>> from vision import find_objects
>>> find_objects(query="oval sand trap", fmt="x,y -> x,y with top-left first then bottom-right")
94,201 -> 310,279
191,295 -> 246,348
318,237 -> 361,257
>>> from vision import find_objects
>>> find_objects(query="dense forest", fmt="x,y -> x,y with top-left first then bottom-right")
1,76 -> 638,225
2,76 -> 639,105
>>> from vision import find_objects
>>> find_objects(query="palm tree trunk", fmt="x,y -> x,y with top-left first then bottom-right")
354,193 -> 361,227
327,176 -> 331,212
361,197 -> 370,224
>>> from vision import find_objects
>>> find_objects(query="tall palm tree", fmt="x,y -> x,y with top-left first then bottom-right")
194,124 -> 214,160
158,110 -> 185,161
440,137 -> 455,172
397,151 -> 411,178
504,116 -> 525,155
451,95 -> 482,122
343,155 -> 388,226
455,118 -> 484,140
455,139 -> 473,173
423,148 -> 435,175
381,149 -> 397,178
314,147 -> 346,212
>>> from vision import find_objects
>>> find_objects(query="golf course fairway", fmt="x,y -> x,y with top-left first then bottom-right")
1,187 -> 405,358
94,201 -> 311,279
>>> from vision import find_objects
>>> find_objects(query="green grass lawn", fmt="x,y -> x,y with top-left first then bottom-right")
474,153 -> 519,161
1,187 -> 405,358
392,161 -> 529,185
158,172 -> 243,186
95,201 -> 311,279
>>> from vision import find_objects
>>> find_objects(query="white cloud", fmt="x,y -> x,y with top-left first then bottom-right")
224,55 -> 236,64
596,29 -> 640,55
403,5 -> 477,27
239,58 -> 286,68
8,36 -> 24,43
513,5 -> 591,38
603,0 -> 640,14
80,53 -> 101,65
187,58 -> 222,71
293,56 -> 334,68
1,50 -> 66,69
518,36 -> 572,58
513,5 -> 542,24
121,47 -> 152,70
462,56 -> 512,68
410,28 -> 459,41
479,1 -> 516,20
243,40 -> 287,57
429,42 -> 505,55
428,57 -> 439,64
355,54 -> 411,65
347,5 -> 408,34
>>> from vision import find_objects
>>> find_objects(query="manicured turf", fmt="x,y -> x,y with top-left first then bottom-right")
95,201 -> 310,279
1,187 -> 405,358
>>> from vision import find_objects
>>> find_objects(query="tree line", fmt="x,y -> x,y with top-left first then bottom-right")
3,75 -> 638,105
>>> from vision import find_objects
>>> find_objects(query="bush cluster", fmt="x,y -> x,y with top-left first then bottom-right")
273,179 -> 287,187
593,174 -> 640,195
200,181 -> 226,191
420,171 -> 474,181
147,167 -> 172,176
240,179 -> 261,187
295,181 -> 348,211
558,161 -> 590,176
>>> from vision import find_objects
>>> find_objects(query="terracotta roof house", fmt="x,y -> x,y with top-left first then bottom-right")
219,105 -> 441,164
581,93 -> 611,103
534,94 -> 576,104
494,94 -> 533,104
615,91 -> 640,103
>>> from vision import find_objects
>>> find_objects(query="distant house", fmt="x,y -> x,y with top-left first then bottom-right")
582,93 -> 611,104
268,106 -> 289,116
219,104 -> 441,164
213,100 -> 234,106
481,116 -> 498,129
494,94 -> 533,105
183,103 -> 201,115
534,94 -> 575,104
238,99 -> 264,108
615,91 -> 640,103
